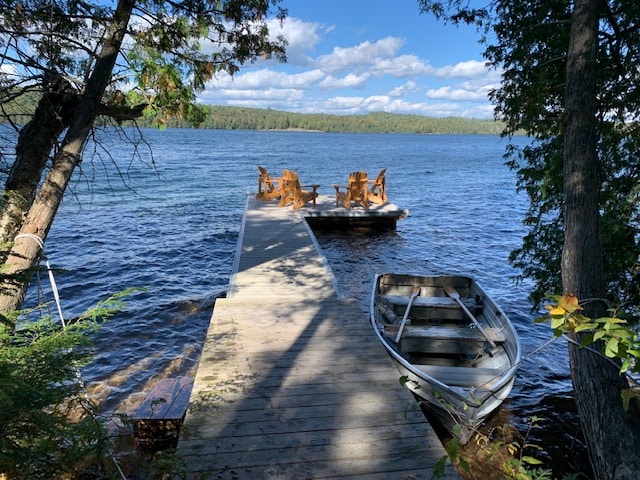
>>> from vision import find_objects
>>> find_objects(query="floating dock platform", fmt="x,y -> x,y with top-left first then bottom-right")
177,195 -> 459,479
301,194 -> 409,231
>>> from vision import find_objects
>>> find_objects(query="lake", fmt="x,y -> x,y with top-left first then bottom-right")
20,128 -> 586,475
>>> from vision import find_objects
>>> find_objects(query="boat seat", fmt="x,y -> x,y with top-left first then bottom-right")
386,325 -> 506,343
384,324 -> 505,355
379,295 -> 483,322
381,295 -> 460,308
415,364 -> 505,387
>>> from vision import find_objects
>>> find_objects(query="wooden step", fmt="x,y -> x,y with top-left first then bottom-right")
133,377 -> 194,451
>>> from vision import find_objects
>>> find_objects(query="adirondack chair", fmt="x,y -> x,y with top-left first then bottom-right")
278,170 -> 319,209
368,168 -> 388,205
256,166 -> 282,201
333,171 -> 369,210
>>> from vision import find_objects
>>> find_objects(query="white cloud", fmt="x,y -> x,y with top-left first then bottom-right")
0,63 -> 19,79
319,72 -> 370,89
389,81 -> 418,97
432,60 -> 490,79
426,86 -> 487,102
199,86 -> 304,104
315,37 -> 404,74
268,17 -> 323,66
211,68 -> 325,90
374,54 -> 432,77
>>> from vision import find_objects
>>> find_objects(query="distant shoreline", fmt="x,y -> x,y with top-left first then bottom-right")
3,97 -> 512,135
147,105 -> 510,135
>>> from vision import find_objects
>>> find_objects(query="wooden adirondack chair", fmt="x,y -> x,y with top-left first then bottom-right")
278,170 -> 319,209
333,171 -> 369,210
368,168 -> 388,205
256,166 -> 282,201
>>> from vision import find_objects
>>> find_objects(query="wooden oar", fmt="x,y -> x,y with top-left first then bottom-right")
395,286 -> 420,343
443,285 -> 497,349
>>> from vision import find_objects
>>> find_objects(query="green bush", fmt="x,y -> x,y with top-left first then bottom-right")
0,290 -> 137,479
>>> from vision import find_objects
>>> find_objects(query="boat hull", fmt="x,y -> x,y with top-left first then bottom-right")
370,273 -> 522,444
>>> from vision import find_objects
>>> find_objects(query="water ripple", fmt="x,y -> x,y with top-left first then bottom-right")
18,129 -> 581,472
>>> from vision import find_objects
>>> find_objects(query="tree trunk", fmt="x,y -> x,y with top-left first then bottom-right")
0,0 -> 135,327
562,0 -> 640,477
0,74 -> 77,249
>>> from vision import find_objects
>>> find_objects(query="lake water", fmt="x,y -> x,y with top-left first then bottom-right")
20,128 -> 586,475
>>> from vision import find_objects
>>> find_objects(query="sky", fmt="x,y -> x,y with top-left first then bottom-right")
197,1 -> 499,119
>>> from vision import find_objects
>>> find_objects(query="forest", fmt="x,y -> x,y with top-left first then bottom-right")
173,105 -> 505,134
148,105 -> 504,134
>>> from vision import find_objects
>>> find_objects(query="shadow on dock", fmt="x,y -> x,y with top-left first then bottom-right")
177,196 -> 459,479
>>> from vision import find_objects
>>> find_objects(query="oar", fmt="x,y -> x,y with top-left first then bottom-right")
443,285 -> 497,349
395,286 -> 420,343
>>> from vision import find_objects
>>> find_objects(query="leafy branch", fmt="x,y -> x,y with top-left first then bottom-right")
538,293 -> 640,409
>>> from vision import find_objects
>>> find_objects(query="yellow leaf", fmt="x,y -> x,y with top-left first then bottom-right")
550,307 -> 566,315
558,294 -> 583,313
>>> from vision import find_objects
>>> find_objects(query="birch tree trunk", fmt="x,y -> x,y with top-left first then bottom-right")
562,0 -> 640,477
0,0 -> 135,327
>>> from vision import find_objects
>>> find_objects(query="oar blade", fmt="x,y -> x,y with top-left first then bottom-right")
443,284 -> 459,299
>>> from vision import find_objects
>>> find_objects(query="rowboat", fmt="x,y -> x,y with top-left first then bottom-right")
370,273 -> 522,444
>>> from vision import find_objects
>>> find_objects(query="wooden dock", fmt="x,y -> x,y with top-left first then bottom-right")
177,196 -> 459,479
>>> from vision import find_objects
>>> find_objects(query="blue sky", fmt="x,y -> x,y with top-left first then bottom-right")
197,1 -> 498,119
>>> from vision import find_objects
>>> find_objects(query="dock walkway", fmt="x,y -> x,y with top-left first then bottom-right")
178,196 -> 459,479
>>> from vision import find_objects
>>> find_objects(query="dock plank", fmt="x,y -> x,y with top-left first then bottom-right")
177,196 -> 459,479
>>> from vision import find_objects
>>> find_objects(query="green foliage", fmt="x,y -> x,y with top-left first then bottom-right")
0,290 -> 137,479
433,437 -> 470,479
196,106 -> 505,134
431,417 -> 556,480
1,1 -> 288,127
539,294 -> 640,409
0,319 -> 98,478
417,1 -> 640,311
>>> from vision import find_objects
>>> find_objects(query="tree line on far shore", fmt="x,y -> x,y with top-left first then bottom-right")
2,93 -> 504,135
162,105 -> 505,135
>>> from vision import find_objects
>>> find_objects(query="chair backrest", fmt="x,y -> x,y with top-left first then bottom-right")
347,171 -> 368,200
282,169 -> 300,188
372,168 -> 387,186
257,165 -> 282,200
280,169 -> 300,202
368,168 -> 388,204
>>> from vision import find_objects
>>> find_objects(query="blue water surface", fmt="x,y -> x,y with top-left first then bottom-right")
21,127 -> 582,470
